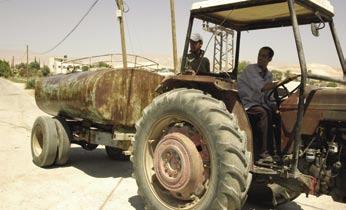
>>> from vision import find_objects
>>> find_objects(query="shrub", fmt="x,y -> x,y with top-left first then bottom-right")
18,66 -> 39,77
25,78 -> 36,89
41,65 -> 50,76
82,66 -> 89,71
284,70 -> 295,78
96,61 -> 111,68
0,60 -> 12,78
272,70 -> 283,80
237,61 -> 250,75
326,82 -> 337,87
15,63 -> 26,70
29,60 -> 40,71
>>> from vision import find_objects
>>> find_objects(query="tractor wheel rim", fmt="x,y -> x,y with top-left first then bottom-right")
153,132 -> 204,200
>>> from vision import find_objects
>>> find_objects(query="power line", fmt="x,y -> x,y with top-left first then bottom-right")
39,0 -> 102,54
124,1 -> 143,54
118,0 -> 132,53
124,13 -> 134,54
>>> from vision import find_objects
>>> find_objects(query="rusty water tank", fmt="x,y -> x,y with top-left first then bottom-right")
35,68 -> 164,127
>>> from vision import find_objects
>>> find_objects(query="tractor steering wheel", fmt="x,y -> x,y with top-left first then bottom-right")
267,74 -> 301,104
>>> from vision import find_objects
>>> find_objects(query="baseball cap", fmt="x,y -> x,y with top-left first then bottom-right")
190,33 -> 203,43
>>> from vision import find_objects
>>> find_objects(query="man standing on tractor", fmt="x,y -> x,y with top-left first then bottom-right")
185,33 -> 210,74
238,46 -> 276,162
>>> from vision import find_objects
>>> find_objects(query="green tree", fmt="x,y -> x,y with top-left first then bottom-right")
29,60 -> 40,71
271,70 -> 283,80
15,63 -> 26,70
97,61 -> 111,68
17,63 -> 36,77
15,62 -> 30,77
41,65 -> 50,76
284,70 -> 292,78
0,60 -> 12,78
237,61 -> 250,75
18,68 -> 28,77
82,66 -> 89,72
67,65 -> 80,73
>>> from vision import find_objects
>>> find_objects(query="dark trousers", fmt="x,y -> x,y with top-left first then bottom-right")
247,106 -> 273,159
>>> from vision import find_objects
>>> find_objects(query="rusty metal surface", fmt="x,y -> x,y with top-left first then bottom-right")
35,69 -> 164,127
280,86 -> 346,138
160,74 -> 237,91
231,100 -> 254,161
167,126 -> 210,181
153,132 -> 204,200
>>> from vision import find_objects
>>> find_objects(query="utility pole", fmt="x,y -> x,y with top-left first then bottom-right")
26,45 -> 29,81
11,56 -> 14,69
169,0 -> 178,73
115,0 -> 128,69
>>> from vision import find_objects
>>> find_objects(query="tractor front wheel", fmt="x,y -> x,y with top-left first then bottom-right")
132,88 -> 252,210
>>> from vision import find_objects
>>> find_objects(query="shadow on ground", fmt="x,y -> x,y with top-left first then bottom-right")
128,195 -> 303,210
129,195 -> 145,210
244,200 -> 303,210
48,146 -> 304,210
54,147 -> 133,178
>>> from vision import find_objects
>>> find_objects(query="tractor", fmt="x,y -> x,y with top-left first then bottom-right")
132,0 -> 346,209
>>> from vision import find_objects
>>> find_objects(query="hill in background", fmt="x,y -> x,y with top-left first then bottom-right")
0,49 -> 344,79
270,63 -> 343,79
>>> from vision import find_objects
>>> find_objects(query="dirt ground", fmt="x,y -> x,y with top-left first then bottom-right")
0,77 -> 346,210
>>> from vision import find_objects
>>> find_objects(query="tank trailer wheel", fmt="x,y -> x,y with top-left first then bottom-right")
53,117 -> 71,165
132,88 -> 252,210
31,116 -> 58,167
105,146 -> 129,161
82,143 -> 98,151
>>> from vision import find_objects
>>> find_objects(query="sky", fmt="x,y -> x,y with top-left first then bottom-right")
0,0 -> 345,68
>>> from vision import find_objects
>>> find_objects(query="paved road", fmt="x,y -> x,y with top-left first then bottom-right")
0,77 -> 346,210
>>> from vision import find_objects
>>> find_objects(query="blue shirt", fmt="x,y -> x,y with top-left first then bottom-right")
237,64 -> 274,111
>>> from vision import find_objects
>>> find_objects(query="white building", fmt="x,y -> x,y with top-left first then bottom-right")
48,57 -> 82,74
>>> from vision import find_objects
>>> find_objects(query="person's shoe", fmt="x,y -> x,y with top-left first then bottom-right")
259,151 -> 274,163
272,154 -> 281,163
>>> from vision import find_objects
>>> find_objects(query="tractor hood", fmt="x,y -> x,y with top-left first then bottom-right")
280,86 -> 346,135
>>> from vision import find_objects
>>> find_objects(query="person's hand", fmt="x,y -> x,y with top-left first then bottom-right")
184,69 -> 196,75
262,81 -> 278,92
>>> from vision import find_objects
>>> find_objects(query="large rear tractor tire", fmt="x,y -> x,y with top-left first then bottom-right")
132,88 -> 252,210
53,117 -> 71,165
31,116 -> 58,167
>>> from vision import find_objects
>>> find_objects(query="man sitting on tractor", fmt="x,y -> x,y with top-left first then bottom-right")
238,46 -> 277,162
185,33 -> 210,74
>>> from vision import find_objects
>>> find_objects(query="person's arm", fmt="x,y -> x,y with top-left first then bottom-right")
205,58 -> 210,73
261,74 -> 298,91
261,81 -> 278,91
197,57 -> 210,73
184,69 -> 196,75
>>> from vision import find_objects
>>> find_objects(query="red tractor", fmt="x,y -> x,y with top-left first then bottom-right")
132,0 -> 346,209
